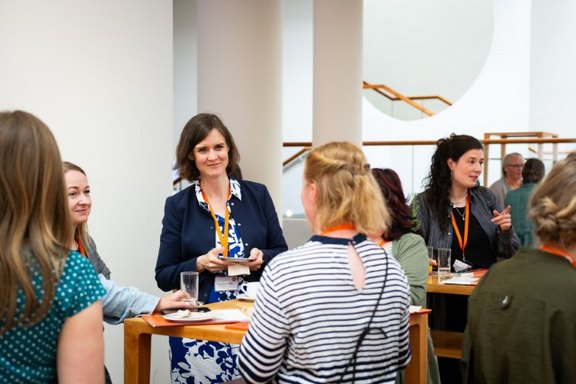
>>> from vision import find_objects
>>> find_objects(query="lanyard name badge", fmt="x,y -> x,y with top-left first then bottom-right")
202,184 -> 230,258
202,183 -> 249,284
451,195 -> 470,264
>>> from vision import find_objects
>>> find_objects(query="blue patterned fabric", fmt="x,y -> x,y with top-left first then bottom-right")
169,181 -> 248,383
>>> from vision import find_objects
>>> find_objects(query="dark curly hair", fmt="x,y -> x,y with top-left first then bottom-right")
424,134 -> 483,233
175,113 -> 242,181
372,168 -> 418,241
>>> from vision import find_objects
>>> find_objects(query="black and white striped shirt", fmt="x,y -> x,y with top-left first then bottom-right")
238,234 -> 411,383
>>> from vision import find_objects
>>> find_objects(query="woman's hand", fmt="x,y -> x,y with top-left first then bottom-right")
155,290 -> 193,312
491,206 -> 512,232
197,247 -> 235,273
245,248 -> 265,271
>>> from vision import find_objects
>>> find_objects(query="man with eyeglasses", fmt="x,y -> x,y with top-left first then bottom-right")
489,152 -> 525,207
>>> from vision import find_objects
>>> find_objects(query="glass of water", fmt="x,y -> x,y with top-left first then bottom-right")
180,271 -> 199,306
436,248 -> 451,281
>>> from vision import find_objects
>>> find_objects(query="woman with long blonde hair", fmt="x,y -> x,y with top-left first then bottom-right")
0,110 -> 105,383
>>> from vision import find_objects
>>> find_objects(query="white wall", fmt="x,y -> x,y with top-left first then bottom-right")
363,0 -> 493,120
282,0 -> 536,215
174,0 -> 198,147
530,0 -> 576,152
0,1 -> 174,382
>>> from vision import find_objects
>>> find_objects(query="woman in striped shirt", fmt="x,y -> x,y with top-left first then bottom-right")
238,141 -> 411,383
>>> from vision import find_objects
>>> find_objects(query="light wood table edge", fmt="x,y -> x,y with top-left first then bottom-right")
124,301 -> 428,384
426,276 -> 476,296
406,311 -> 429,384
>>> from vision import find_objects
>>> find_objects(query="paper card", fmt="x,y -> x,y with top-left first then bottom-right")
228,263 -> 250,277
212,309 -> 250,322
442,277 -> 479,285
409,305 -> 422,313
454,259 -> 472,273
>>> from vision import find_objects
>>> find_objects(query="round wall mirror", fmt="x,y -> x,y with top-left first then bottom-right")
363,0 -> 494,120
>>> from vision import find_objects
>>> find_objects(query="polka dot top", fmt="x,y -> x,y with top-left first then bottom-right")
0,251 -> 106,383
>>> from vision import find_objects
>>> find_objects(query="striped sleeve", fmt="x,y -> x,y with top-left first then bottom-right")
238,261 -> 290,383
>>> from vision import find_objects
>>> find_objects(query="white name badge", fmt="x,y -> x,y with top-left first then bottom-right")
215,276 -> 240,291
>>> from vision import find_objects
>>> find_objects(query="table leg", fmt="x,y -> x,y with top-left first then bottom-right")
405,313 -> 428,384
124,320 -> 152,384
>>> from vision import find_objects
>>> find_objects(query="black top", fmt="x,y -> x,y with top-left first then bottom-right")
450,208 -> 497,269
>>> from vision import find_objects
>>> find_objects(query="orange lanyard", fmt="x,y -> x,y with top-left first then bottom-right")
451,195 -> 470,261
201,184 -> 231,258
320,223 -> 356,235
76,235 -> 87,257
540,244 -> 576,269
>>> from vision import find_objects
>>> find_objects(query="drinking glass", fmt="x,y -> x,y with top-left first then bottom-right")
436,248 -> 452,282
180,271 -> 199,306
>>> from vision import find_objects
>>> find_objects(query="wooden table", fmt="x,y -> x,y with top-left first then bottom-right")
426,272 -> 484,359
426,275 -> 477,296
124,300 -> 429,384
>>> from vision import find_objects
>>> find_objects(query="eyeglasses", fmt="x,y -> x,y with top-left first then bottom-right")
507,164 -> 524,169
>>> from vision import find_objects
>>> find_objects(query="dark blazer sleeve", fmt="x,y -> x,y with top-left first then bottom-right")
155,193 -> 196,291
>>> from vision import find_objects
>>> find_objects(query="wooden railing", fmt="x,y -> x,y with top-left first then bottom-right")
282,135 -> 576,186
363,81 -> 452,116
173,135 -> 575,188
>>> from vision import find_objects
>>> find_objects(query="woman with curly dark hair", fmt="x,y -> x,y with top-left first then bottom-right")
412,134 -> 519,271
412,134 -> 520,383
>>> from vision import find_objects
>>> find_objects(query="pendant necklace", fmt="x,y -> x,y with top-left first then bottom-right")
454,206 -> 466,221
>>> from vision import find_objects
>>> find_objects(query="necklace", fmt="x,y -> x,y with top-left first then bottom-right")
454,206 -> 466,221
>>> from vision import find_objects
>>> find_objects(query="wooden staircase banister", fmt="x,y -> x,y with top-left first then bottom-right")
363,81 -> 453,117
283,147 -> 311,167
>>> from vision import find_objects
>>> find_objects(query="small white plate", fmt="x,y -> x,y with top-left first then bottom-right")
218,257 -> 255,263
163,311 -> 216,322
236,294 -> 256,302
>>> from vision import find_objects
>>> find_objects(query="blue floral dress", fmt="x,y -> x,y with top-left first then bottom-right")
169,181 -> 250,384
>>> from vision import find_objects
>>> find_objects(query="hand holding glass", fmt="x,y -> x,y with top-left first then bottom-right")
180,271 -> 199,306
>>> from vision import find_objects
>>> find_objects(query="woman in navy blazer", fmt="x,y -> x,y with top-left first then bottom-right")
155,177 -> 288,303
155,113 -> 287,384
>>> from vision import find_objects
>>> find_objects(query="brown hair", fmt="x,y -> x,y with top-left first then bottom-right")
0,110 -> 72,334
521,158 -> 545,184
304,141 -> 390,235
529,154 -> 576,248
175,113 -> 242,181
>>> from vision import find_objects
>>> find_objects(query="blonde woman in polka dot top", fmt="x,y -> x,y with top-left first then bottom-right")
0,111 -> 107,383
